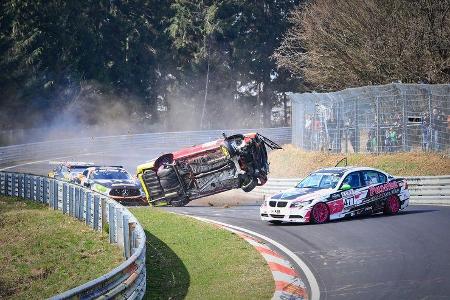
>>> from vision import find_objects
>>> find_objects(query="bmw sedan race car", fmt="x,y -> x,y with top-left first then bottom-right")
137,133 -> 282,207
48,161 -> 96,183
260,167 -> 409,224
79,166 -> 146,205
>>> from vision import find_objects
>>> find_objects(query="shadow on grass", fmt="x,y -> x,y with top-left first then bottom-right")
143,229 -> 190,300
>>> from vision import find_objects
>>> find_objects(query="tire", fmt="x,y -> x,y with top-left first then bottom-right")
268,220 -> 283,224
384,195 -> 400,215
157,167 -> 179,190
311,202 -> 329,224
170,197 -> 189,207
241,177 -> 257,193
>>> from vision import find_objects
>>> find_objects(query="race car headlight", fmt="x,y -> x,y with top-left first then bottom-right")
290,201 -> 304,208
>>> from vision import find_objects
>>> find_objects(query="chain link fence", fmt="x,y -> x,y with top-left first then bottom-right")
291,83 -> 450,153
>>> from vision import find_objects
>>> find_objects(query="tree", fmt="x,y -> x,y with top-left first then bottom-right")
274,0 -> 450,91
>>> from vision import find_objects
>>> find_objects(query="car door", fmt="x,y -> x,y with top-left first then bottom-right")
360,170 -> 387,202
339,171 -> 364,209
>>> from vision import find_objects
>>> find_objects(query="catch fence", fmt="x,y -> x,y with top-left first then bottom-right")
291,83 -> 450,153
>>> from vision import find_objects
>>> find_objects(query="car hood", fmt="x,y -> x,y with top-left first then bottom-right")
270,187 -> 333,201
93,179 -> 139,189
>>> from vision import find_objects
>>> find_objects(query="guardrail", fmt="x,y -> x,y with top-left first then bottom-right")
0,171 -> 146,299
0,127 -> 291,168
253,176 -> 450,205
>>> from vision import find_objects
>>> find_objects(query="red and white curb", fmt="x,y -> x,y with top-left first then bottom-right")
179,214 -> 320,300
226,227 -> 308,300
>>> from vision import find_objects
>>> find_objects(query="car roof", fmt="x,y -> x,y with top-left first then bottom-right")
87,166 -> 125,171
315,166 -> 387,174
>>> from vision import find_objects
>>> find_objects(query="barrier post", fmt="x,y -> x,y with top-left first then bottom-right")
93,195 -> 100,231
79,190 -> 85,220
86,193 -> 92,226
109,204 -> 116,243
123,214 -> 131,259
43,178 -> 48,204
63,184 -> 68,214
76,187 -> 82,219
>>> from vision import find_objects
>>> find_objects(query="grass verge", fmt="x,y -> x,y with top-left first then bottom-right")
130,208 -> 274,300
0,196 -> 123,299
269,144 -> 450,178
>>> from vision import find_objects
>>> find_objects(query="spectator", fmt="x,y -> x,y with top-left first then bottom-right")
304,114 -> 312,150
421,114 -> 430,151
327,115 -> 338,152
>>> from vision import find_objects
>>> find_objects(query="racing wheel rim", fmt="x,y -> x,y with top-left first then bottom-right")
312,202 -> 329,224
387,196 -> 400,214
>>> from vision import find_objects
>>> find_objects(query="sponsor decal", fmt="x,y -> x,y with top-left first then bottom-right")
368,181 -> 399,197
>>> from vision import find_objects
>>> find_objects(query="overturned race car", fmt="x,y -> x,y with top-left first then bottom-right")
260,166 -> 409,224
137,133 -> 282,206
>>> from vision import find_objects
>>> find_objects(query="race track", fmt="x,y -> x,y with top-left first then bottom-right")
5,150 -> 450,300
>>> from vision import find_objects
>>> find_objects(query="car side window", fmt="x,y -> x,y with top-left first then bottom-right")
82,170 -> 89,178
362,170 -> 387,186
341,172 -> 362,189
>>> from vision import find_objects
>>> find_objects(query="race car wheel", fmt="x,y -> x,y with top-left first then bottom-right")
157,166 -> 180,193
241,177 -> 258,193
311,202 -> 329,224
170,197 -> 189,207
384,195 -> 400,215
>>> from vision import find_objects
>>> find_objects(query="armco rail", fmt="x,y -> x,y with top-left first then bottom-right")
253,176 -> 450,205
0,127 -> 291,168
0,171 -> 146,299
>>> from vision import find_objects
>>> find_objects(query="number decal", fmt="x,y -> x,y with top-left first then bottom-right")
344,197 -> 355,206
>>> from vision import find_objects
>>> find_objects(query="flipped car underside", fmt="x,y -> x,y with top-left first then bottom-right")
140,133 -> 281,206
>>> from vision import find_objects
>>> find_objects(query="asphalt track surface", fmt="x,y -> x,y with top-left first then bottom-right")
5,149 -> 450,300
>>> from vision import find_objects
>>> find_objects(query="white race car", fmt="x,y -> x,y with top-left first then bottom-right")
260,167 -> 409,224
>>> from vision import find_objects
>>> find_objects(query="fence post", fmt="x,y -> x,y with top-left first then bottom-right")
79,190 -> 85,220
30,176 -> 35,201
69,186 -> 74,216
101,198 -> 107,231
43,179 -> 48,204
86,193 -> 92,226
123,214 -> 131,259
109,204 -> 116,243
63,184 -> 68,214
354,98 -> 359,152
75,187 -> 80,219
93,195 -> 100,231
428,94 -> 433,150
402,91 -> 407,151
376,97 -> 380,153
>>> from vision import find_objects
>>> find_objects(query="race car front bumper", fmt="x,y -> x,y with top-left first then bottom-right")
260,205 -> 311,223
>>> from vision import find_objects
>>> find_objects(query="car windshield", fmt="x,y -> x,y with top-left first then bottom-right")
91,169 -> 132,180
296,172 -> 342,189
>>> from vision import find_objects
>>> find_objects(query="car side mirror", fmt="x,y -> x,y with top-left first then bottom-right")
340,184 -> 352,191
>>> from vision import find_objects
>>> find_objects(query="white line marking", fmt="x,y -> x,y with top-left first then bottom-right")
261,253 -> 292,267
188,215 -> 320,300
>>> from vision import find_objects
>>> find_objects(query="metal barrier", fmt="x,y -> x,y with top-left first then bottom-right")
0,127 -> 291,168
0,171 -> 146,299
253,176 -> 450,205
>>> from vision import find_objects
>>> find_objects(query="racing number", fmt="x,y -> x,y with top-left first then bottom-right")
344,197 -> 355,206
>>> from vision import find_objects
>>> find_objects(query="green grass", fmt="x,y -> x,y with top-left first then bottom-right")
269,144 -> 450,177
0,196 -> 123,299
130,208 -> 274,300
